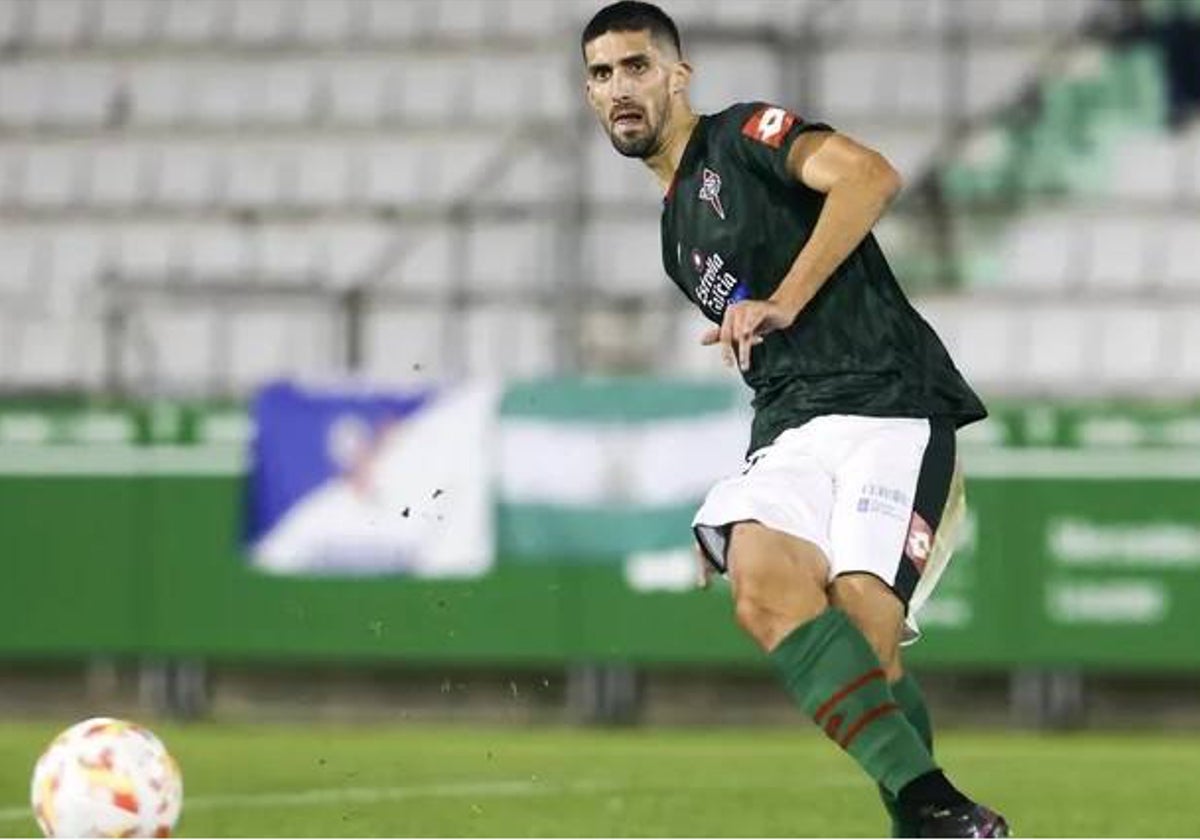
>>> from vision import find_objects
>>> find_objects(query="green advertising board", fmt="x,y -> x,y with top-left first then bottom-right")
0,395 -> 1198,669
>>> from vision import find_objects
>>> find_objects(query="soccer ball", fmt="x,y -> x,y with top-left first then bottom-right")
30,717 -> 183,838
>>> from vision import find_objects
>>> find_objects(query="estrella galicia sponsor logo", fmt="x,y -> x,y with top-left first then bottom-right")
690,248 -> 745,315
698,167 -> 726,220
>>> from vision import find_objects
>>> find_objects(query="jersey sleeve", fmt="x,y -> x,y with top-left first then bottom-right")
729,102 -> 833,188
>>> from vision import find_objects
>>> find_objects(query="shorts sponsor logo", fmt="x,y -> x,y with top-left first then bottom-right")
906,511 -> 933,573
698,167 -> 726,220
741,105 -> 797,149
855,483 -> 910,521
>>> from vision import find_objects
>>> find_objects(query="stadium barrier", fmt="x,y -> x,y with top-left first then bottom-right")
2,385 -> 1198,670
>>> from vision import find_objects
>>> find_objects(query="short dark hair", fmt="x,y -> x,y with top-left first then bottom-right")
581,1 -> 682,59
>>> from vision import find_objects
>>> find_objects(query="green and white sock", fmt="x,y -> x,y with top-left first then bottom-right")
879,673 -> 935,836
768,608 -> 937,797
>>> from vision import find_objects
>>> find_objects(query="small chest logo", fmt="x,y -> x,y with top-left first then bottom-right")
698,167 -> 726,220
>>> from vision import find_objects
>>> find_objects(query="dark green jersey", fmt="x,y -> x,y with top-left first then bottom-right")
660,101 -> 987,453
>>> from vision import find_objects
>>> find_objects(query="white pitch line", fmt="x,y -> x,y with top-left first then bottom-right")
0,778 -> 616,825
0,773 -> 864,826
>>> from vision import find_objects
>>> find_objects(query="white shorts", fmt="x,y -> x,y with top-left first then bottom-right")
692,414 -> 966,643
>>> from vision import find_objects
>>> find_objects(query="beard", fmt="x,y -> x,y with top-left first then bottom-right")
609,122 -> 661,158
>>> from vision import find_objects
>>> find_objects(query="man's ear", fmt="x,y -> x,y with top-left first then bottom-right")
670,60 -> 693,97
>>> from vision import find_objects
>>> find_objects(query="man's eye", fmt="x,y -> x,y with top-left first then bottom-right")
596,69 -> 611,81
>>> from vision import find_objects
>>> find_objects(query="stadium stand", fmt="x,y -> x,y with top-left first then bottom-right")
0,0 -> 1194,394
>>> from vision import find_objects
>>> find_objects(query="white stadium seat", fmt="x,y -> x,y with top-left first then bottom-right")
1096,306 -> 1163,383
52,65 -> 117,128
143,309 -> 217,385
160,0 -> 227,45
380,225 -> 453,292
840,0 -> 948,36
430,0 -> 494,40
318,223 -> 391,285
360,0 -> 425,44
29,0 -> 91,47
1108,132 -> 1183,202
1162,218 -> 1199,290
184,225 -> 253,279
229,0 -> 295,45
364,307 -> 450,381
222,146 -> 288,210
296,0 -> 359,45
817,49 -> 883,118
0,2 -> 24,50
362,142 -> 426,206
17,147 -> 84,210
466,221 -> 548,291
428,136 -> 493,202
965,48 -> 1044,119
919,301 -> 1017,386
1087,217 -> 1152,290
0,67 -> 47,128
1174,306 -> 1200,383
45,226 -> 105,313
292,143 -> 355,208
1003,215 -> 1082,289
0,147 -> 20,209
89,144 -> 150,209
114,224 -> 188,280
688,46 -> 783,114
259,63 -> 316,125
97,0 -> 160,46
127,64 -> 190,126
463,305 -> 555,377
253,225 -> 322,281
154,144 -> 221,209
9,319 -> 81,387
395,57 -> 464,123
583,221 -> 661,294
226,308 -> 338,389
190,64 -> 256,127
1025,306 -> 1091,384
0,230 -> 40,292
585,133 -> 660,203
324,62 -> 394,126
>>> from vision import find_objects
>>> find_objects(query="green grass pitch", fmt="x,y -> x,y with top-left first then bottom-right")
1,721 -> 1196,836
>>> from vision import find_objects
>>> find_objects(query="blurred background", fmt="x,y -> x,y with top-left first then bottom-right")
2,0 -> 1200,834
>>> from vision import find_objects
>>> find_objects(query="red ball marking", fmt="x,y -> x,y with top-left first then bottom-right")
113,790 -> 140,814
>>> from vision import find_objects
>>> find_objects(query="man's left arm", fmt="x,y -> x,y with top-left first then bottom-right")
706,131 -> 902,370
770,131 -> 902,316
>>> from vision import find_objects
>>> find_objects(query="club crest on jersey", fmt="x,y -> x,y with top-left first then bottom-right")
698,168 -> 726,220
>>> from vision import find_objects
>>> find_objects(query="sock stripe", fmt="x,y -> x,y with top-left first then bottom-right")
813,668 -> 885,724
838,702 -> 901,749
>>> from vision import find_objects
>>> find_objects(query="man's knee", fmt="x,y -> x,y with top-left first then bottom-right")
727,522 -> 830,652
829,573 -> 906,680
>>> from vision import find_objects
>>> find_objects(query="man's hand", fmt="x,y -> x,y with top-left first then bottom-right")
700,299 -> 798,371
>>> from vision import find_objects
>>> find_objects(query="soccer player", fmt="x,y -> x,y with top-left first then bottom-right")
581,3 -> 1009,837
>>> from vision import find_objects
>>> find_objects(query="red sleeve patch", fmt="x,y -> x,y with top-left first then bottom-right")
741,105 -> 798,149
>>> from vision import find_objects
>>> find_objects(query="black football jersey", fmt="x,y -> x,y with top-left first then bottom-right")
659,101 -> 987,453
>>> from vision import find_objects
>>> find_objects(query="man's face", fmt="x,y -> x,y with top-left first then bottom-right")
584,29 -> 676,159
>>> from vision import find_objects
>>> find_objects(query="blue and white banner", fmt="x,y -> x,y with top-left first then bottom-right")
247,381 -> 499,578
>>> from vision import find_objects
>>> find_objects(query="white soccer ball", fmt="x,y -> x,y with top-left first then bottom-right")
30,717 -> 183,838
